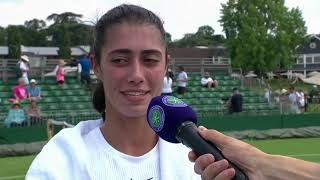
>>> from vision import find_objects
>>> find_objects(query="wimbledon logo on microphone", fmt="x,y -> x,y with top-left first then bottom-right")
162,96 -> 187,107
148,105 -> 165,132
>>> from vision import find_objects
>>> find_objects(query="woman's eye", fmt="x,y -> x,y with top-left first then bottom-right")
144,58 -> 160,64
111,58 -> 128,64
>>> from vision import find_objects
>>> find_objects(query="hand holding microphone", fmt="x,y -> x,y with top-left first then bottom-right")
147,96 -> 251,180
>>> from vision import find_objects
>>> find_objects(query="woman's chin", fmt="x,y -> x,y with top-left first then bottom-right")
118,105 -> 148,119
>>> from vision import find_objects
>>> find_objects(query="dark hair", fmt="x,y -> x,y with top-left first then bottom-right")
178,65 -> 184,71
92,4 -> 167,120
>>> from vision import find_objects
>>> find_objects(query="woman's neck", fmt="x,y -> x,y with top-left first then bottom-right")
100,109 -> 158,157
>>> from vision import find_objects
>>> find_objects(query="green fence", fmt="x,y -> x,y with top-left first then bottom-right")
199,113 -> 320,131
1,113 -> 320,145
0,125 -> 47,144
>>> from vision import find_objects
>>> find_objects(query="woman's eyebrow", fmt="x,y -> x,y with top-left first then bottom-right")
108,49 -> 132,55
142,49 -> 162,56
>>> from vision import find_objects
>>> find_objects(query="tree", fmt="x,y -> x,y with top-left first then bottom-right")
220,0 -> 307,74
213,35 -> 226,45
24,19 -> 48,46
0,26 -> 6,45
69,23 -> 92,46
57,25 -> 71,59
7,25 -> 22,58
47,12 -> 83,25
165,32 -> 172,46
24,19 -> 46,31
46,12 -> 90,47
171,25 -> 224,47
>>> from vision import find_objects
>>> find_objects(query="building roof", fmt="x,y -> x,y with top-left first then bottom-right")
297,34 -> 320,54
0,46 -> 8,55
168,47 -> 226,58
20,46 -> 88,56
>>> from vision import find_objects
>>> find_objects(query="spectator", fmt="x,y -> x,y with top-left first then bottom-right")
4,100 -> 26,128
228,87 -> 243,114
68,58 -> 78,67
16,55 -> 30,84
167,68 -> 174,80
161,70 -> 173,96
288,86 -> 301,114
297,89 -> 305,112
211,76 -> 218,88
176,65 -> 188,94
56,59 -> 66,87
11,78 -> 28,101
25,100 -> 42,125
264,88 -> 271,103
78,55 -> 92,86
27,79 -> 42,102
200,72 -> 218,88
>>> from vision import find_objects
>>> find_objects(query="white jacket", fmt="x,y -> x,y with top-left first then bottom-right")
26,119 -> 200,180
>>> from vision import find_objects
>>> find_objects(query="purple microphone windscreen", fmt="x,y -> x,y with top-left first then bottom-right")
147,95 -> 197,143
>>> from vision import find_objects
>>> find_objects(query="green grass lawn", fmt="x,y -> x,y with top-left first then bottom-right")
0,138 -> 320,179
247,137 -> 320,162
0,155 -> 35,180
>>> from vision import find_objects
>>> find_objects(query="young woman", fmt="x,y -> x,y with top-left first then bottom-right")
56,59 -> 66,87
26,4 -> 199,180
161,70 -> 173,95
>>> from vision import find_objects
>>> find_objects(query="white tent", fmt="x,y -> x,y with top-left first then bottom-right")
245,71 -> 257,78
301,74 -> 320,86
231,73 -> 241,78
280,72 -> 305,79
307,71 -> 320,77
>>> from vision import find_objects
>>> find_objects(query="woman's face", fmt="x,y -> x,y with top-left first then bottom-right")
13,104 -> 20,109
18,79 -> 25,86
94,22 -> 167,118
31,101 -> 37,108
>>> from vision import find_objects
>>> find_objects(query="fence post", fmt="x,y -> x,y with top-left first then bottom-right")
172,58 -> 176,75
227,58 -> 232,74
3,59 -> 8,83
201,59 -> 204,75
47,119 -> 54,140
41,58 -> 46,81
280,102 -> 283,114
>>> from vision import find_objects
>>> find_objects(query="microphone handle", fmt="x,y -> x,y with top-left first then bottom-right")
176,121 -> 249,180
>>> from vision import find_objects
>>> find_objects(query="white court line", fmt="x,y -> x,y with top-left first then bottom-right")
287,153 -> 320,157
0,175 -> 24,180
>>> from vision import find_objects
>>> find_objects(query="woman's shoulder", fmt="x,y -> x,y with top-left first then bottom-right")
48,119 -> 103,147
26,119 -> 103,179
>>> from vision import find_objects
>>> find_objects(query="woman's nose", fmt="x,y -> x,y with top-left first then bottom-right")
127,60 -> 144,84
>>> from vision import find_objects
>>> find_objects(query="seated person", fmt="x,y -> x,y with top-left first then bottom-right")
200,72 -> 218,88
227,87 -> 243,114
27,79 -> 42,101
4,100 -> 26,128
25,100 -> 42,125
10,78 -> 27,101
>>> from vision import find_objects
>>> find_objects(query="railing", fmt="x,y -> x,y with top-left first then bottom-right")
1,57 -> 231,83
0,58 -> 77,82
168,57 -> 231,75
0,110 -> 101,127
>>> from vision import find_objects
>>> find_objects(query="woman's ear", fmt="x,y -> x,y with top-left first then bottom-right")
90,56 -> 102,80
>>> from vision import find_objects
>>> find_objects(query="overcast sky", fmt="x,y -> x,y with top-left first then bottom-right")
1,0 -> 319,40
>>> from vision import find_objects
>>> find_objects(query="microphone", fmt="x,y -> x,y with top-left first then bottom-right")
147,95 -> 248,180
